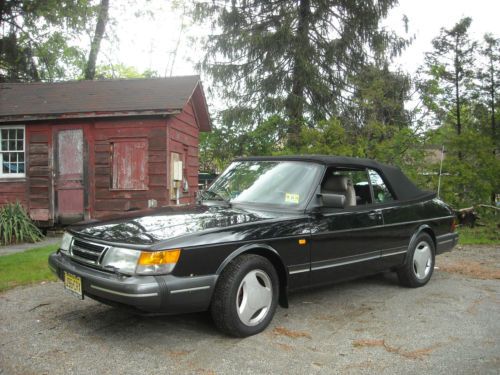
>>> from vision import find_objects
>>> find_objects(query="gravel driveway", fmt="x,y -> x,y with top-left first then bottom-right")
1,245 -> 499,375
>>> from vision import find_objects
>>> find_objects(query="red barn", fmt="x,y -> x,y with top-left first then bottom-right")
0,76 -> 211,225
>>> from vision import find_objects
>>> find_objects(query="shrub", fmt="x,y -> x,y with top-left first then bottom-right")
0,202 -> 43,245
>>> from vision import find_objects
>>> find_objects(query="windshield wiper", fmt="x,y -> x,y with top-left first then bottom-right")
200,189 -> 229,202
200,190 -> 231,207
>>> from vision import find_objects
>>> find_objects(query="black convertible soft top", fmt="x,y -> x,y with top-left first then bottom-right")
235,155 -> 435,202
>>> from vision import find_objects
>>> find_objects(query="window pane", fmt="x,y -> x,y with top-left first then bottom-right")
368,170 -> 395,203
0,128 -> 25,176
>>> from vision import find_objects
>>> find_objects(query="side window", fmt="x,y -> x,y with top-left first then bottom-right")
368,169 -> 395,203
0,126 -> 25,177
323,168 -> 372,206
111,140 -> 148,190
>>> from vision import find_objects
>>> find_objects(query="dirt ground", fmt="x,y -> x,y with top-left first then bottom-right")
0,245 -> 499,375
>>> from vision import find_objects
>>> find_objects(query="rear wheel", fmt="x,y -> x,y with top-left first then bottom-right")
210,254 -> 279,337
397,233 -> 435,288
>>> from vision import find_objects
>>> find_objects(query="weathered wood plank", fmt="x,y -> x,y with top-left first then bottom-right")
94,199 -> 131,211
29,178 -> 49,187
29,144 -> 48,154
30,198 -> 49,209
29,133 -> 48,143
95,144 -> 110,153
29,154 -> 49,166
95,175 -> 110,188
148,162 -> 167,175
28,166 -> 50,176
95,152 -> 110,165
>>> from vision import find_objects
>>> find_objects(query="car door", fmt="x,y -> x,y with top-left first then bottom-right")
309,168 -> 385,286
366,168 -> 411,269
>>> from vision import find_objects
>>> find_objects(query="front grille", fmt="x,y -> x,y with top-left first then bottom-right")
71,238 -> 107,263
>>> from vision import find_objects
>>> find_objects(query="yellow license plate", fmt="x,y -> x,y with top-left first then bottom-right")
64,271 -> 83,299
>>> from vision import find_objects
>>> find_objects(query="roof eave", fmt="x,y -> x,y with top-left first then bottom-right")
0,109 -> 181,123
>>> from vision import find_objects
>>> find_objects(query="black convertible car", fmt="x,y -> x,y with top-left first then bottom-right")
49,156 -> 458,337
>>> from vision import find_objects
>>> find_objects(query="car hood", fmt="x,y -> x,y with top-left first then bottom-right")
70,205 -> 277,246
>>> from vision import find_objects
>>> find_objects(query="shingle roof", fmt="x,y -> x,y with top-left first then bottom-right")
0,76 -> 208,126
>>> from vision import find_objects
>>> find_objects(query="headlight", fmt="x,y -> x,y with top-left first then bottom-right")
136,249 -> 181,275
60,232 -> 73,253
101,247 -> 181,276
101,247 -> 140,275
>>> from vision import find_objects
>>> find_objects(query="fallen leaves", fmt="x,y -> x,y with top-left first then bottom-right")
352,339 -> 442,360
439,260 -> 500,280
272,326 -> 312,339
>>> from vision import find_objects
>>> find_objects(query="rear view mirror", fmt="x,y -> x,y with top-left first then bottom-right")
321,193 -> 345,209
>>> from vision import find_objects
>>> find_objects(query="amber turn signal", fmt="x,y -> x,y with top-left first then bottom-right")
138,249 -> 181,265
298,239 -> 307,245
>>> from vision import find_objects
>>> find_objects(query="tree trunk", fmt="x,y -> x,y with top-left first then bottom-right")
286,0 -> 310,150
490,55 -> 496,149
454,41 -> 462,160
84,0 -> 109,80
489,55 -> 496,205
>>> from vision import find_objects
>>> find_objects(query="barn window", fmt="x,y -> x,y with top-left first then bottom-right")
0,125 -> 25,178
111,139 -> 148,190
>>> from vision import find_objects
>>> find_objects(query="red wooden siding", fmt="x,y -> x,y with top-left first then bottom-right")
92,119 -> 169,219
167,99 -> 200,205
1,98 -> 203,223
0,181 -> 25,206
27,125 -> 52,222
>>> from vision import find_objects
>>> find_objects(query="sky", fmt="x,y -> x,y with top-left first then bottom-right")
100,0 -> 500,80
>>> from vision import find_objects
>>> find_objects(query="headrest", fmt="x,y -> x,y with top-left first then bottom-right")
323,175 -> 350,191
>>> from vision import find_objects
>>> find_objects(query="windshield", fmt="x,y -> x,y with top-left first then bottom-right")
205,161 -> 323,208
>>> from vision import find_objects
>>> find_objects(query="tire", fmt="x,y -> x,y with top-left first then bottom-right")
397,233 -> 435,288
210,254 -> 279,337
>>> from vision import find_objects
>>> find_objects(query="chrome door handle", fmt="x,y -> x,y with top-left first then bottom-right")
368,210 -> 382,219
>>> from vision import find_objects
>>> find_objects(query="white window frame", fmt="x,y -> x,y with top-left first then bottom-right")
0,125 -> 26,178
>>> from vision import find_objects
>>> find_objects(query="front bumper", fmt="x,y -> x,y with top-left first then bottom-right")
49,251 -> 217,314
436,233 -> 459,255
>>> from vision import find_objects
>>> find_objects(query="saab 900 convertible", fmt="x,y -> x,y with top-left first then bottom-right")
49,156 -> 458,337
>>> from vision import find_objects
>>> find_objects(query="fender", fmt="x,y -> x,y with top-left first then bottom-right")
216,243 -> 289,308
403,224 -> 435,264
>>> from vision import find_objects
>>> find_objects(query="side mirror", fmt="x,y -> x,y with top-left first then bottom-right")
320,193 -> 345,209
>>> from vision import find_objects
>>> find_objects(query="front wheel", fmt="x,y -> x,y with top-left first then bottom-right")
210,254 -> 279,337
397,233 -> 435,288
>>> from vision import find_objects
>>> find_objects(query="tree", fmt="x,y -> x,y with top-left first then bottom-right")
0,0 -> 97,82
429,123 -> 500,207
341,63 -> 412,132
478,34 -> 500,148
94,63 -> 158,79
193,0 -> 407,149
419,18 -> 476,142
84,0 -> 110,80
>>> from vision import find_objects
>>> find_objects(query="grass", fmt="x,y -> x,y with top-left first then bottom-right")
458,220 -> 500,245
0,244 -> 59,292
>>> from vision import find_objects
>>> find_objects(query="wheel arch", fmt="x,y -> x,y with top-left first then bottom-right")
216,243 -> 289,308
404,224 -> 436,264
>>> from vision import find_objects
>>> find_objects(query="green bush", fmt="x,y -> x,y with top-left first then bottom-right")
0,202 -> 43,245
